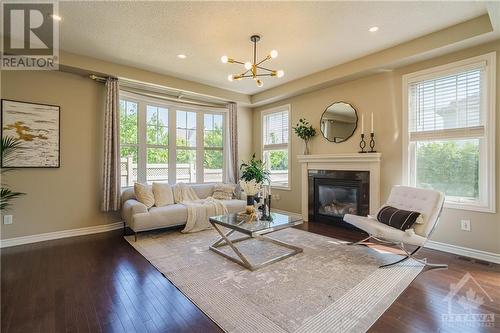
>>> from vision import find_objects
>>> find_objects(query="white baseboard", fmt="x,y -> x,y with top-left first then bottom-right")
2,215 -> 499,265
0,221 -> 124,248
425,240 -> 500,265
272,208 -> 302,219
275,209 -> 500,265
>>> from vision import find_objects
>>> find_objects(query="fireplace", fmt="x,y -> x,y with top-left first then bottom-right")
308,170 -> 369,228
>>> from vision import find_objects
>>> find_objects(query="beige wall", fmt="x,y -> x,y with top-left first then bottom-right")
1,70 -> 121,239
0,70 -> 253,240
237,106 -> 253,163
253,40 -> 500,254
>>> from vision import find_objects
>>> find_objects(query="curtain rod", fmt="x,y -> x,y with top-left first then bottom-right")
89,74 -> 228,109
120,87 -> 227,109
89,74 -> 108,82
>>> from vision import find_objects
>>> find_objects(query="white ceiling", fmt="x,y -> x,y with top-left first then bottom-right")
59,1 -> 491,95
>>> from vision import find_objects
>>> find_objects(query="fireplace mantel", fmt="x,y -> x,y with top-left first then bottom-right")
297,153 -> 382,221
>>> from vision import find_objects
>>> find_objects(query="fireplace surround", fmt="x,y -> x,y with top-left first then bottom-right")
297,153 -> 382,222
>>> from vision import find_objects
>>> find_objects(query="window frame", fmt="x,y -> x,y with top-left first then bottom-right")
261,104 -> 292,190
402,52 -> 496,213
119,90 -> 227,187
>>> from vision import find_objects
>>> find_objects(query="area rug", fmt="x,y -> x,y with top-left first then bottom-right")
126,228 -> 424,333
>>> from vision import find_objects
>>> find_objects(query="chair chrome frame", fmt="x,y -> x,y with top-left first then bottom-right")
348,195 -> 448,269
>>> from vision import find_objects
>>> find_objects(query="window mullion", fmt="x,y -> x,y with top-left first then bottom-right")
168,107 -> 176,184
137,101 -> 147,183
196,111 -> 204,183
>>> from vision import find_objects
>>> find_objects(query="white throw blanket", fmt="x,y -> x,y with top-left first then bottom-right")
174,183 -> 228,233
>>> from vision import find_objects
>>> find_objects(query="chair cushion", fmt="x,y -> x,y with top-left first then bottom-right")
344,214 -> 428,247
385,186 -> 444,237
376,206 -> 422,230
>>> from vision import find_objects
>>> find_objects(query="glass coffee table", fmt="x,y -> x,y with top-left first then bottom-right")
209,212 -> 304,271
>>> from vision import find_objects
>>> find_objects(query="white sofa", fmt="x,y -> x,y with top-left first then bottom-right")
121,183 -> 246,238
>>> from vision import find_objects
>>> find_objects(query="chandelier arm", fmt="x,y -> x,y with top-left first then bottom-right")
231,60 -> 245,65
255,74 -> 274,77
253,39 -> 257,65
256,56 -> 271,66
256,65 -> 274,72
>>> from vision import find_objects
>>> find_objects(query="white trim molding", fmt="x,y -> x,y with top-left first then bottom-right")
402,52 -> 496,213
271,208 -> 500,265
425,240 -> 500,265
0,221 -> 124,248
261,104 -> 292,190
297,153 -> 382,221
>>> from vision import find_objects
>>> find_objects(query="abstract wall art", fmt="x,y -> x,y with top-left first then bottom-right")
1,99 -> 60,168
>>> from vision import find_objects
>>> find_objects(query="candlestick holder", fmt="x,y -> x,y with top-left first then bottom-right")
359,133 -> 367,153
260,195 -> 273,221
368,132 -> 377,153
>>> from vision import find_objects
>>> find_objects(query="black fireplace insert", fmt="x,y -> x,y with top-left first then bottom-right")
308,170 -> 369,228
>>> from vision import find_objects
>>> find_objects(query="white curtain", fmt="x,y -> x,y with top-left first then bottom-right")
101,78 -> 121,211
224,102 -> 239,183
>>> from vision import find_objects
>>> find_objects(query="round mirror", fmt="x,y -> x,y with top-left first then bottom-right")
320,102 -> 358,143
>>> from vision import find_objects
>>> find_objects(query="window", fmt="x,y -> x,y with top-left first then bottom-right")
120,99 -> 138,187
204,113 -> 224,183
176,110 -> 197,183
119,91 -> 226,187
146,105 -> 169,183
403,53 -> 496,212
262,105 -> 290,189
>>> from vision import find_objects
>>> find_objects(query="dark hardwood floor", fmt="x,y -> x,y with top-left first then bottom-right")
1,222 -> 499,333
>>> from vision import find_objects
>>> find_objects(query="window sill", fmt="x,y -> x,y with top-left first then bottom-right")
444,201 -> 496,214
271,185 -> 291,191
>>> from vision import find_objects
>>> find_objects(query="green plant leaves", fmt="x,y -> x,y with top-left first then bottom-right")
293,118 -> 317,141
240,154 -> 270,184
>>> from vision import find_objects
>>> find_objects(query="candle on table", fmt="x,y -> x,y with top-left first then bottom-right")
371,112 -> 374,133
361,114 -> 364,135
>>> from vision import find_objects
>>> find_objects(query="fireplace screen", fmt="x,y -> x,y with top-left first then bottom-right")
317,184 -> 358,218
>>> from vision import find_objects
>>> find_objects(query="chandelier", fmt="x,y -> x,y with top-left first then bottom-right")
221,35 -> 284,88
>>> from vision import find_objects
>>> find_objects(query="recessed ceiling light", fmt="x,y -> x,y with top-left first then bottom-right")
177,54 -> 187,59
369,26 -> 379,32
51,14 -> 62,21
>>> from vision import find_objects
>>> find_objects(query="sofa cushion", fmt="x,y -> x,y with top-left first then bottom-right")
213,183 -> 236,200
133,204 -> 188,232
152,182 -> 174,207
121,187 -> 136,202
223,199 -> 246,214
190,183 -> 215,199
134,183 -> 154,208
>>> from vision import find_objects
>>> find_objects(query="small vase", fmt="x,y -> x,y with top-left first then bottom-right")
303,139 -> 310,155
246,195 -> 256,214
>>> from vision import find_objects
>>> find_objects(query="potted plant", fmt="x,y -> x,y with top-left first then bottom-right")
1,136 -> 25,210
293,118 -> 317,155
239,154 -> 270,213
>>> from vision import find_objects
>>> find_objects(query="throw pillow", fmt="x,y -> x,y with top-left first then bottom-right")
134,183 -> 155,208
376,205 -> 421,231
152,182 -> 174,207
212,183 -> 236,200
